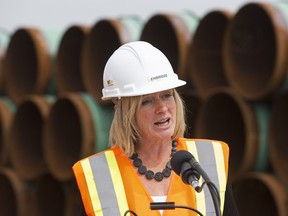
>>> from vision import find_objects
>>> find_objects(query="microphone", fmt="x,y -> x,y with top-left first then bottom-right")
170,150 -> 200,191
171,150 -> 221,216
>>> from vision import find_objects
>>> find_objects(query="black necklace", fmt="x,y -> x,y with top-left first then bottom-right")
130,140 -> 178,182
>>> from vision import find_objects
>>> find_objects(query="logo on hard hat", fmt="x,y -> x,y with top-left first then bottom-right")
149,74 -> 168,82
107,80 -> 114,86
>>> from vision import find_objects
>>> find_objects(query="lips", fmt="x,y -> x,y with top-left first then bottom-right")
155,118 -> 170,126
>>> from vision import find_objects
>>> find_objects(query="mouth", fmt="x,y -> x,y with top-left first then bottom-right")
155,118 -> 170,127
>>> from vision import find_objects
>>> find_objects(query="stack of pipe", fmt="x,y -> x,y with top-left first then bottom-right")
0,2 -> 288,215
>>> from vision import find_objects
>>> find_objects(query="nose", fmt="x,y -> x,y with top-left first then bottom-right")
155,99 -> 168,113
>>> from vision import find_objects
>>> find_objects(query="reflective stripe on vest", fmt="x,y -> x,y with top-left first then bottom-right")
185,139 -> 227,215
75,139 -> 227,215
80,151 -> 128,216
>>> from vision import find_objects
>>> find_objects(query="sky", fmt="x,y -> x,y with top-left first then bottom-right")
1,0 -> 274,32
0,0 -> 280,52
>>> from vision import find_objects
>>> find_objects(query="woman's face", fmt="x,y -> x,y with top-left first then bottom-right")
136,89 -> 176,142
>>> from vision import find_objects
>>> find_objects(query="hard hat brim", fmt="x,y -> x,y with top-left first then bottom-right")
102,79 -> 186,100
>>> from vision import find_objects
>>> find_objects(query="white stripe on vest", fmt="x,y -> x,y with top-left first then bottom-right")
79,139 -> 227,215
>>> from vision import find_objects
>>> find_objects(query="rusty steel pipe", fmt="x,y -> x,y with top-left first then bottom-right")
0,97 -> 15,167
195,87 -> 270,181
223,2 -> 288,101
55,25 -> 90,94
0,28 -> 10,95
181,89 -> 203,138
29,174 -> 81,216
2,27 -> 63,105
9,95 -> 54,181
140,12 -> 199,88
0,168 -> 27,216
44,93 -> 113,181
82,17 -> 143,106
187,10 -> 233,98
269,91 -> 288,183
233,172 -> 288,216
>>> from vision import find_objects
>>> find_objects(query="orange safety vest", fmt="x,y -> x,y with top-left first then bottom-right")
73,138 -> 229,216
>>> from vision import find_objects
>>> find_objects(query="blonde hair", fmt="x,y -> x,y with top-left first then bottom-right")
109,89 -> 186,156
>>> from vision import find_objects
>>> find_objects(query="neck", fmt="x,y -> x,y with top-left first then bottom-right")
136,139 -> 172,155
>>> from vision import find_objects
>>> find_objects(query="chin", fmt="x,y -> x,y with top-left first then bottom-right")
156,132 -> 174,140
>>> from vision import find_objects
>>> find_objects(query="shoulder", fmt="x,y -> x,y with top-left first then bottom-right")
73,147 -> 118,168
178,137 -> 230,178
178,137 -> 229,152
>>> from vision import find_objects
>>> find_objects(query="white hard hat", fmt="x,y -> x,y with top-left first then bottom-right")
102,41 -> 186,100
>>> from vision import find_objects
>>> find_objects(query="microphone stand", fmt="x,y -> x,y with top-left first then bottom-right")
170,150 -> 221,216
194,163 -> 221,216
150,202 -> 204,216
124,210 -> 138,216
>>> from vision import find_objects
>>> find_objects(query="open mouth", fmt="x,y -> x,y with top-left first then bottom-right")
155,118 -> 170,127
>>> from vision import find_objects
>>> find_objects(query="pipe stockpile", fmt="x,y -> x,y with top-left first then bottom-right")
269,91 -> 288,184
43,93 -> 113,182
82,17 -> 144,106
0,168 -> 27,216
223,2 -> 288,101
181,89 -> 203,138
2,28 -> 63,105
187,10 -> 233,98
194,87 -> 270,181
140,11 -> 199,88
0,1 -> 288,215
9,95 -> 55,181
0,168 -> 81,216
29,174 -> 81,216
56,25 -> 90,94
0,28 -> 10,95
0,97 -> 15,167
233,173 -> 287,216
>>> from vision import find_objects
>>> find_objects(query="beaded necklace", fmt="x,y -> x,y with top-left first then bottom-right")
130,140 -> 177,181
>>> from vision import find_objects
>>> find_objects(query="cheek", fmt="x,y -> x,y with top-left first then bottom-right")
170,106 -> 177,124
136,110 -> 152,127
137,110 -> 149,122
172,107 -> 177,117
169,103 -> 177,115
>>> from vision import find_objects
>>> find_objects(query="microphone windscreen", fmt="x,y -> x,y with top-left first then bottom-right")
170,150 -> 193,175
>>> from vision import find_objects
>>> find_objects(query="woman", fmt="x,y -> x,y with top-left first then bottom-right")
73,41 -> 239,215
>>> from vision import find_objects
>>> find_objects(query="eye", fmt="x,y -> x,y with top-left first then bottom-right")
141,97 -> 153,106
162,92 -> 173,100
165,93 -> 173,98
